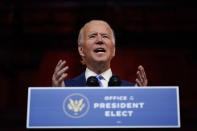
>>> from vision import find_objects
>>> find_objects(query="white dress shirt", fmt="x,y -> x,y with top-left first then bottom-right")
85,68 -> 112,87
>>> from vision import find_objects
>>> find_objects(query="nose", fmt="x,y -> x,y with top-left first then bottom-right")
96,35 -> 103,45
96,41 -> 103,45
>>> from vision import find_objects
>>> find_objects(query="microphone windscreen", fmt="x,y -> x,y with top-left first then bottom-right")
108,75 -> 121,86
86,76 -> 99,86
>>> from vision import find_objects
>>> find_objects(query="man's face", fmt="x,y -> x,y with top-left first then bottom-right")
78,21 -> 115,66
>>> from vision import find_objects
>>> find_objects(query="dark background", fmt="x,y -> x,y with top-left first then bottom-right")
0,0 -> 197,130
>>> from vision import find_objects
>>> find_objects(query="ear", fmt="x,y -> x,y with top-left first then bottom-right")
112,45 -> 116,57
78,45 -> 85,57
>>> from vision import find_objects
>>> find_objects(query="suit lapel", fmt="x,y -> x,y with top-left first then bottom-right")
77,72 -> 87,87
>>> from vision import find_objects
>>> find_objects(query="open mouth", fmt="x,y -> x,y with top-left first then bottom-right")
94,48 -> 106,53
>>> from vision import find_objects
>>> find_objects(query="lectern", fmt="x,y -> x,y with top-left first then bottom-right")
27,87 -> 180,128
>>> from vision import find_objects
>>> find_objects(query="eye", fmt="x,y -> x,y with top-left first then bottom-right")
89,34 -> 96,39
102,35 -> 109,38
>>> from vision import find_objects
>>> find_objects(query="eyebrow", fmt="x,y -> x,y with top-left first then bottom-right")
88,32 -> 97,37
88,32 -> 109,37
100,33 -> 108,36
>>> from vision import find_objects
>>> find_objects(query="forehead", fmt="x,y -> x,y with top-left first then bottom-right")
83,21 -> 112,35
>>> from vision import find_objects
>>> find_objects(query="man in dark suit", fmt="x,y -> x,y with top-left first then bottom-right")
52,20 -> 148,87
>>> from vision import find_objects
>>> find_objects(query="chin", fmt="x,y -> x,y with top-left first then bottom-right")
91,54 -> 112,63
93,56 -> 107,61
94,59 -> 105,63
94,59 -> 110,65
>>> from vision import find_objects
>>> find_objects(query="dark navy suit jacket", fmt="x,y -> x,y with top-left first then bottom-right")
65,72 -> 134,87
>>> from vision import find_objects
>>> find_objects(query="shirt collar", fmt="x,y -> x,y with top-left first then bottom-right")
85,68 -> 112,82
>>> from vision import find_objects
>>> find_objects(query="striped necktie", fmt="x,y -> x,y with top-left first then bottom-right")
96,75 -> 103,87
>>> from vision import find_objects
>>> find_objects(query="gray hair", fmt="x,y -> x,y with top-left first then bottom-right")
78,20 -> 116,45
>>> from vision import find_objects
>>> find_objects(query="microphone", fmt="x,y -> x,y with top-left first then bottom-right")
86,76 -> 99,86
108,75 -> 121,86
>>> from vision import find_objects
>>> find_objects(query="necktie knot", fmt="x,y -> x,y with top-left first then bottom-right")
96,75 -> 103,87
96,75 -> 103,80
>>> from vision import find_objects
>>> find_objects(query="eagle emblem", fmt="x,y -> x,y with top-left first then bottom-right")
67,98 -> 85,114
63,93 -> 90,118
